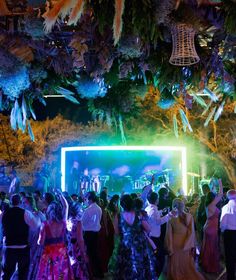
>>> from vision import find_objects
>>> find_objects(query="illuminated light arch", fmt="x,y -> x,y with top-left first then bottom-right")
61,146 -> 187,194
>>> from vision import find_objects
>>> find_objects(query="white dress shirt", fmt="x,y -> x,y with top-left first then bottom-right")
82,202 -> 102,232
141,184 -> 153,207
220,199 -> 236,232
145,203 -> 170,238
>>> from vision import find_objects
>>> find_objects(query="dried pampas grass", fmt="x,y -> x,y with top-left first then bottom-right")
68,0 -> 84,25
113,0 -> 125,45
42,0 -> 76,33
43,0 -> 125,42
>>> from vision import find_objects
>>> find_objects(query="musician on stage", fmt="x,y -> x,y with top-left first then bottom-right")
70,160 -> 81,194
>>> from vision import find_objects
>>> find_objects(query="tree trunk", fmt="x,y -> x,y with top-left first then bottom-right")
217,154 -> 236,189
196,132 -> 236,189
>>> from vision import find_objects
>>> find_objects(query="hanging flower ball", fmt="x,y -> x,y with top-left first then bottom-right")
0,67 -> 30,99
118,36 -> 143,59
0,48 -> 30,98
74,75 -> 107,99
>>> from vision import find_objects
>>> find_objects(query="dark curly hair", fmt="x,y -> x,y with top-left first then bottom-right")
120,194 -> 134,211
69,202 -> 83,220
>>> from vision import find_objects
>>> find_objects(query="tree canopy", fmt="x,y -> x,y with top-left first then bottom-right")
0,0 -> 235,140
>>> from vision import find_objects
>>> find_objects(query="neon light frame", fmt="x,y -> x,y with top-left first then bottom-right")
61,146 -> 187,194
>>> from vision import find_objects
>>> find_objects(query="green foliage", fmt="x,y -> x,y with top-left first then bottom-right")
223,0 -> 236,35
0,0 -> 236,140
0,114 -> 116,185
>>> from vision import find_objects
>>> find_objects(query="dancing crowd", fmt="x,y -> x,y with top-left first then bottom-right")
0,178 -> 236,280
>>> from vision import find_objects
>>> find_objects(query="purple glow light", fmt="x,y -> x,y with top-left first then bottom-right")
112,165 -> 130,176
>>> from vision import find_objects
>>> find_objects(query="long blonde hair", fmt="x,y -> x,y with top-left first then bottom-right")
172,198 -> 188,227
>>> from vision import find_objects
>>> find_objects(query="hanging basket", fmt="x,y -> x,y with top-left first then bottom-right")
169,23 -> 200,66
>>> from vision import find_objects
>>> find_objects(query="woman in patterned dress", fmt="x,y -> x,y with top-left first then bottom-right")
36,192 -> 74,280
113,194 -> 158,280
67,202 -> 90,280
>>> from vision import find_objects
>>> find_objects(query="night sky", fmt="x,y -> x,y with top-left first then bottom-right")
34,97 -> 92,123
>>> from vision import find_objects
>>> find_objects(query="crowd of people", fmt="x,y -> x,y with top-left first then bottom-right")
0,177 -> 235,280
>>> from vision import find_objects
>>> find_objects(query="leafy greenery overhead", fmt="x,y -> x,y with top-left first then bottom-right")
0,0 -> 235,140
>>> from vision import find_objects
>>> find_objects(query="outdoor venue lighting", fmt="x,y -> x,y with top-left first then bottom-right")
61,146 -> 187,194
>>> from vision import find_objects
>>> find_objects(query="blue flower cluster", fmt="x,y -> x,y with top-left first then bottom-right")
74,76 -> 107,99
0,66 -> 30,98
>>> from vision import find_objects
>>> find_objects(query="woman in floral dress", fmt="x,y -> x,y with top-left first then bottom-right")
113,194 -> 158,280
67,203 -> 90,280
37,192 -> 74,280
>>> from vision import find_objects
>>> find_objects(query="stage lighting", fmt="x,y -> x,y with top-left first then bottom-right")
61,146 -> 187,194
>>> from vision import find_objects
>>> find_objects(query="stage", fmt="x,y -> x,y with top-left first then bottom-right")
61,146 -> 187,195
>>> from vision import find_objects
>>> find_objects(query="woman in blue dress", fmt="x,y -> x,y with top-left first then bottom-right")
113,194 -> 158,280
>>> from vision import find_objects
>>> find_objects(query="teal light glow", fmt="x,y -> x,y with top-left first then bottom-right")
61,146 -> 187,194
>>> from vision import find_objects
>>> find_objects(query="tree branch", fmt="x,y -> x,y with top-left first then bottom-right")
149,114 -> 170,130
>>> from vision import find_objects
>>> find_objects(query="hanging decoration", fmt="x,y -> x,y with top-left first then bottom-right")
0,48 -> 30,99
0,0 -> 235,142
0,66 -> 30,98
118,36 -> 143,59
42,0 -> 85,32
214,101 -> 225,122
204,106 -> 216,127
113,0 -> 125,45
173,114 -> 179,138
118,114 -> 127,144
179,108 -> 193,132
43,0 -> 125,44
74,75 -> 107,99
56,87 -> 80,104
169,23 -> 200,66
68,0 -> 85,25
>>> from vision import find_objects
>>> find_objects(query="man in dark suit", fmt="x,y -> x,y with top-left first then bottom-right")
1,194 -> 40,280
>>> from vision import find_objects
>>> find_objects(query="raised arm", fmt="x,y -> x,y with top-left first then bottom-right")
37,222 -> 46,246
56,191 -> 69,221
210,179 -> 223,206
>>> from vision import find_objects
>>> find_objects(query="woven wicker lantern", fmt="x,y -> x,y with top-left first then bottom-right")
169,23 -> 200,66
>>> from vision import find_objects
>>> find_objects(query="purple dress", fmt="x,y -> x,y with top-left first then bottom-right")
200,208 -> 220,273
